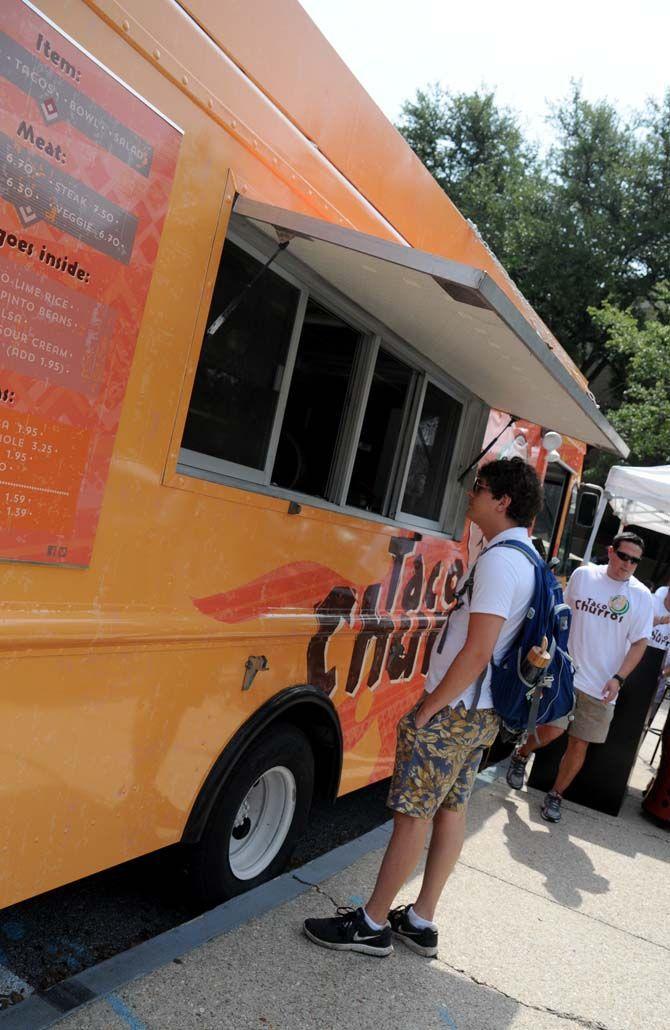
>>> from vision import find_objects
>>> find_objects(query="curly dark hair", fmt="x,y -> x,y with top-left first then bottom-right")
478,457 -> 543,527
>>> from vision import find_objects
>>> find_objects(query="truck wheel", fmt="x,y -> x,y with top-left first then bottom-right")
194,723 -> 314,902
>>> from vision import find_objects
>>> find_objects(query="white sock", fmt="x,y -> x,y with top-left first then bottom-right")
362,907 -> 385,931
408,905 -> 437,930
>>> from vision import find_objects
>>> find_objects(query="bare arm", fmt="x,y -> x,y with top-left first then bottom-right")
619,638 -> 649,678
415,613 -> 505,727
601,638 -> 649,702
653,613 -> 670,626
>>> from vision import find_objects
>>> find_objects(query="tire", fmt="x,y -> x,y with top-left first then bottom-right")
193,723 -> 314,903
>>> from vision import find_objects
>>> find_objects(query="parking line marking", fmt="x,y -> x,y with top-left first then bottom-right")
438,1004 -> 458,1028
107,994 -> 148,1030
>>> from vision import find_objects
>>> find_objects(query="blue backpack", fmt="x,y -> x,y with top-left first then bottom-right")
468,540 -> 575,737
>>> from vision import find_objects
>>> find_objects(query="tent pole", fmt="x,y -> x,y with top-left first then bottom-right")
619,499 -> 632,532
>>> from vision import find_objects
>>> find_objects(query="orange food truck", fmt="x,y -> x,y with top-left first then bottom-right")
0,0 -> 627,908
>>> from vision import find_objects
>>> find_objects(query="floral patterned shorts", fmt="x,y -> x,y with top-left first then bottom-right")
387,699 -> 500,819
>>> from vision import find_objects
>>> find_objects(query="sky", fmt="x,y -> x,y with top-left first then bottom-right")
298,0 -> 670,148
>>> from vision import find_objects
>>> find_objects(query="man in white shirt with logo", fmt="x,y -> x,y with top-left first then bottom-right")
507,532 -> 653,822
304,457 -> 541,958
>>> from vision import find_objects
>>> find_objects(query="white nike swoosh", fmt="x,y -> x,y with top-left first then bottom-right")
353,930 -> 380,941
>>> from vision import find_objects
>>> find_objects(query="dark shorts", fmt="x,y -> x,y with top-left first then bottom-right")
387,699 -> 500,819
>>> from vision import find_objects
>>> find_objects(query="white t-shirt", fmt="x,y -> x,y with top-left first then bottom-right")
424,526 -> 535,709
564,564 -> 654,703
650,587 -> 670,651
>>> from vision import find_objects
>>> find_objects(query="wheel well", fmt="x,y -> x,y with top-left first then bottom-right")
182,685 -> 342,844
282,702 -> 340,803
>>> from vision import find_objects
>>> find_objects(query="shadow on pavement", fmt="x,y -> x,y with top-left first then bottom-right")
499,799 -> 610,908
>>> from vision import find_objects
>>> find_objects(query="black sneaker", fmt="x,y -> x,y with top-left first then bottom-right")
541,791 -> 562,823
388,905 -> 438,958
303,907 -> 393,957
506,750 -> 528,790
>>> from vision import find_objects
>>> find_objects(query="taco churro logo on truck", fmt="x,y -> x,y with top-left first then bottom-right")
194,535 -> 464,698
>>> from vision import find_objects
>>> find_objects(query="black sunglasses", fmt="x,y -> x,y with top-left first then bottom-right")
472,478 -> 493,494
614,549 -> 641,566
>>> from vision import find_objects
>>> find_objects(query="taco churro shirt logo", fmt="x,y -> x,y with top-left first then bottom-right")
573,593 -> 629,623
608,595 -> 630,616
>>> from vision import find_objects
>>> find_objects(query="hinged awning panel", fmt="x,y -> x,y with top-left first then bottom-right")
233,197 -> 628,457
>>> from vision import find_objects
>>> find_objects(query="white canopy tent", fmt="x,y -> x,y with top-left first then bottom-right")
583,465 -> 670,562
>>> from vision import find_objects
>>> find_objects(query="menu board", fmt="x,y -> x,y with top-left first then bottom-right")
0,0 -> 182,566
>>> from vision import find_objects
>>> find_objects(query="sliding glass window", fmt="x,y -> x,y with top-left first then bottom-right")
179,233 -> 468,534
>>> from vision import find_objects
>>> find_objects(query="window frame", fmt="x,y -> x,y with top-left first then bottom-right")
176,215 -> 487,539
392,373 -> 464,532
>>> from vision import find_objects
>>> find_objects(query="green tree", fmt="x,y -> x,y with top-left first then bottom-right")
397,82 -> 655,370
398,79 -> 670,469
396,84 -> 547,264
589,284 -> 670,467
636,90 -> 670,289
544,84 -> 646,365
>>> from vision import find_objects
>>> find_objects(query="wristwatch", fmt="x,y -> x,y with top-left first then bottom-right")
613,673 -> 625,687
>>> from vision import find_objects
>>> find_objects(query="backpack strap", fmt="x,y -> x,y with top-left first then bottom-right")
467,667 -> 489,718
435,563 -> 477,655
490,538 -> 543,567
466,538 -> 542,718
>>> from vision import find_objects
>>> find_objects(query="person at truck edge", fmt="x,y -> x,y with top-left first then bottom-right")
303,457 -> 542,957
649,580 -> 670,706
506,531 -> 654,823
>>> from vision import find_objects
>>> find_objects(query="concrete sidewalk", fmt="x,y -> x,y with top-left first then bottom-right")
12,720 -> 670,1030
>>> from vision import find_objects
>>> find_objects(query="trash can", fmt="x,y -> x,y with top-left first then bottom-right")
528,646 -> 663,816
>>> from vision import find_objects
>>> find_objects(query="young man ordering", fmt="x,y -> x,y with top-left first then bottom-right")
303,457 -> 542,958
506,532 -> 654,822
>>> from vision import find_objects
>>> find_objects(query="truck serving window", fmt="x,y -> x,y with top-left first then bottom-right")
179,235 -> 469,533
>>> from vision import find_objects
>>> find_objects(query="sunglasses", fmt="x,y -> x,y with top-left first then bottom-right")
472,478 -> 493,494
614,549 -> 641,566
